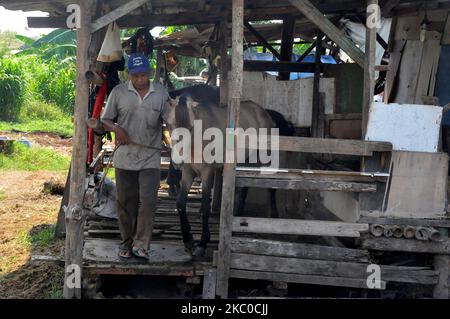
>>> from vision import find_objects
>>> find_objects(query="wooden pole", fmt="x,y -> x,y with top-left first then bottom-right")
219,20 -> 229,107
312,31 -> 323,137
362,0 -> 378,139
216,0 -> 244,299
278,17 -> 295,81
288,0 -> 365,68
63,0 -> 93,299
433,228 -> 449,299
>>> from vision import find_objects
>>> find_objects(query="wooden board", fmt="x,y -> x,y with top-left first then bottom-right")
235,167 -> 389,182
359,236 -> 450,254
394,40 -> 424,104
384,151 -> 448,218
232,217 -> 369,237
230,252 -> 438,285
241,71 -> 336,127
231,237 -> 370,262
83,238 -> 192,264
243,135 -> 392,156
414,33 -> 442,104
358,216 -> 450,228
230,269 -> 386,290
235,176 -> 377,192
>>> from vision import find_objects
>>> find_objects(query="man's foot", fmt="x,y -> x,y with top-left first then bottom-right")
118,244 -> 132,259
132,247 -> 149,260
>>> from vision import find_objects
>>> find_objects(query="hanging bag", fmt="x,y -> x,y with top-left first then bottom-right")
97,22 -> 123,63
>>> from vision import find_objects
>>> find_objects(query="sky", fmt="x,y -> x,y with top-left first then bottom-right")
0,6 -> 164,38
0,7 -> 55,38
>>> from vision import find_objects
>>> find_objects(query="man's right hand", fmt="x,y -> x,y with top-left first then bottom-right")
114,125 -> 131,145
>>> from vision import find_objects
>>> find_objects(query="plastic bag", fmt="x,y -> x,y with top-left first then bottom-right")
97,22 -> 123,63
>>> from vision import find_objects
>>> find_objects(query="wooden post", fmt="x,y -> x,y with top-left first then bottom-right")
219,20 -> 229,107
278,17 -> 295,81
311,31 -> 323,137
212,167 -> 223,214
288,0 -> 365,68
362,0 -> 378,139
63,0 -> 93,299
433,228 -> 449,299
216,0 -> 244,299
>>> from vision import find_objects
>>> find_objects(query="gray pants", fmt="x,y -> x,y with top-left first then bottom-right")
115,168 -> 160,250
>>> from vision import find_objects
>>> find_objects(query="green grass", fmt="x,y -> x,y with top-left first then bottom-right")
14,225 -> 55,249
0,100 -> 73,138
0,120 -> 73,138
0,189 -> 6,200
0,142 -> 70,171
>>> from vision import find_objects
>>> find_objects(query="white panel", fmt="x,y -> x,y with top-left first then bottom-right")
365,102 -> 442,152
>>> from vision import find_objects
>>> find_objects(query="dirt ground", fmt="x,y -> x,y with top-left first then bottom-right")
0,132 -> 69,298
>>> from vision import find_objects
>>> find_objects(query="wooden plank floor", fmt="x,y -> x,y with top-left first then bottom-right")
83,185 -> 217,276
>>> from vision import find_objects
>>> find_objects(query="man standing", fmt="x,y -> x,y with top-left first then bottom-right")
101,53 -> 170,259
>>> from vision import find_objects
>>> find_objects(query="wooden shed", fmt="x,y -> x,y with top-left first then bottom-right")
2,0 -> 450,299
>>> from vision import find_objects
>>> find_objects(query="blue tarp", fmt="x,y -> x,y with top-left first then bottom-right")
243,51 -> 337,80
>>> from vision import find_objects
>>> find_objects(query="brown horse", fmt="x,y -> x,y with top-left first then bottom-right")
165,85 -> 288,256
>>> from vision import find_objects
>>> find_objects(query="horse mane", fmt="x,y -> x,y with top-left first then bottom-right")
175,94 -> 193,129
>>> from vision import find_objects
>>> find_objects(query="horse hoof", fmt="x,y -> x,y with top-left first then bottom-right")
193,246 -> 206,257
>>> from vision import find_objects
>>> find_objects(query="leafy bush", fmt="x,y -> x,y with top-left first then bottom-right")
0,58 -> 26,121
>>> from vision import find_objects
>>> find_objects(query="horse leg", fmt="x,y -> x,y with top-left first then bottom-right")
193,166 -> 215,257
176,165 -> 196,252
269,188 -> 278,218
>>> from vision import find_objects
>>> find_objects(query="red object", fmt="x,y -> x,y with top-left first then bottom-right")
88,73 -> 107,164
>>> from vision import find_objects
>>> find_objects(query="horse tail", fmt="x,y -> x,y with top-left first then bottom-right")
265,109 -> 295,136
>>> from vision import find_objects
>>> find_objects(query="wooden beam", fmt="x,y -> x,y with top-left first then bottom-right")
362,0 -> 378,139
243,60 -> 317,72
230,253 -> 438,285
288,0 -> 365,67
236,168 -> 389,182
242,135 -> 392,156
433,229 -> 449,299
358,236 -> 450,254
230,269 -> 386,289
216,0 -> 243,300
244,21 -> 281,60
231,237 -> 370,263
64,0 -> 93,300
232,217 -> 369,237
312,31 -> 323,137
91,0 -> 150,33
235,177 -> 377,192
358,216 -> 450,228
279,17 -> 296,80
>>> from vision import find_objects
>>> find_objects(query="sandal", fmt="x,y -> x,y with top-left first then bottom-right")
132,247 -> 149,260
118,244 -> 132,259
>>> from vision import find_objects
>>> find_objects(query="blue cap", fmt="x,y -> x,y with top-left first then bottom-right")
128,53 -> 150,75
